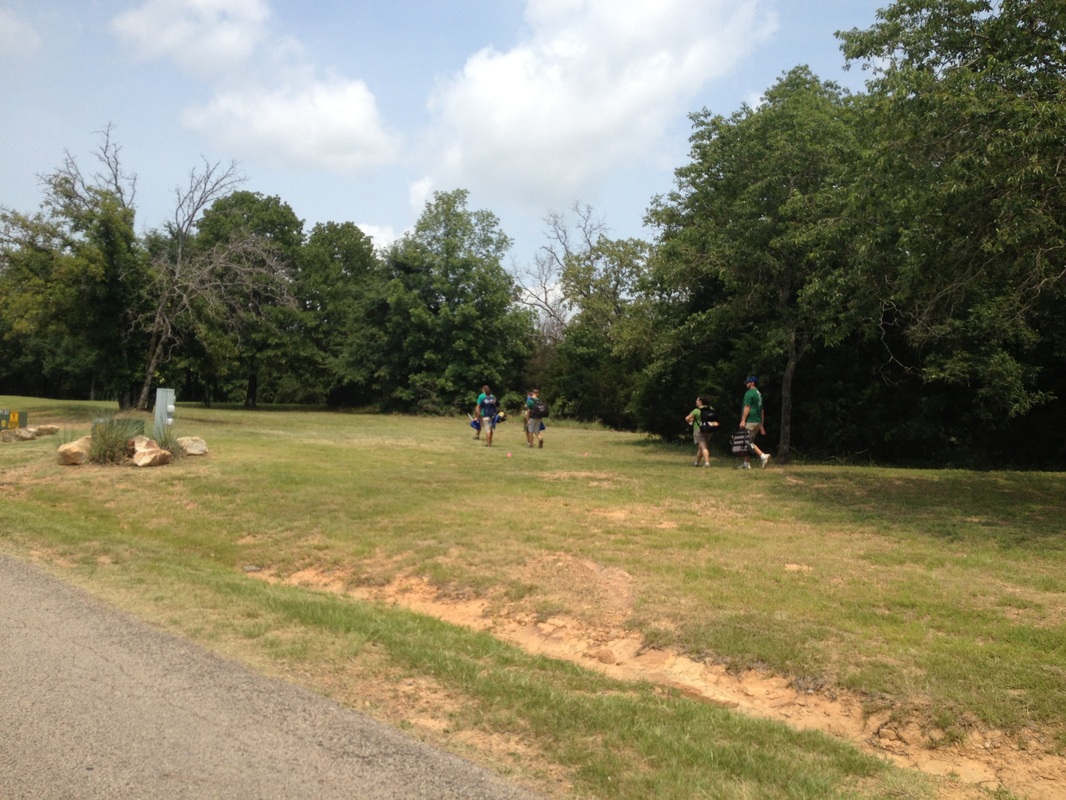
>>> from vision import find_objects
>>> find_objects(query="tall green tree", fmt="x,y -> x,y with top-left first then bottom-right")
294,221 -> 382,405
839,0 -> 1066,427
0,130 -> 148,407
371,189 -> 532,412
646,67 -> 862,457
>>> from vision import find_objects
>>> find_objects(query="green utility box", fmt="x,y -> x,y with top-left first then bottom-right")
0,409 -> 27,430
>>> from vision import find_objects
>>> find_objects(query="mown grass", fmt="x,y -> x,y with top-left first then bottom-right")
3,395 -> 1064,798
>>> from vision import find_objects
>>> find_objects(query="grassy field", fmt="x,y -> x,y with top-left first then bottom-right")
2,395 -> 1064,799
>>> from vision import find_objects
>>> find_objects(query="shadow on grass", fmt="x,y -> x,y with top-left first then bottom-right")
782,467 -> 1066,551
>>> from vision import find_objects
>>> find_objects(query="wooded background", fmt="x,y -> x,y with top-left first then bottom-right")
3,1 -> 1063,468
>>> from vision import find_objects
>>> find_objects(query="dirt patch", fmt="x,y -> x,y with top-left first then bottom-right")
250,555 -> 1065,800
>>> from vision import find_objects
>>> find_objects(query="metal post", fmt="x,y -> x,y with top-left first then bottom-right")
154,388 -> 176,438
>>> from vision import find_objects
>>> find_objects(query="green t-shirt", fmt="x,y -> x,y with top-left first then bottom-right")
690,407 -> 705,433
742,388 -> 763,425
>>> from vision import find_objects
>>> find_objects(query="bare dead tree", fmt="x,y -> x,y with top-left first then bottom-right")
513,203 -> 607,345
40,123 -> 136,222
135,160 -> 294,410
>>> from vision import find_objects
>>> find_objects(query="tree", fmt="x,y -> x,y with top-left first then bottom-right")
371,189 -> 532,412
294,221 -> 382,405
0,128 -> 148,407
539,205 -> 650,427
514,204 -> 601,347
191,191 -> 302,407
839,0 -> 1066,427
646,67 -> 862,457
135,159 -> 252,409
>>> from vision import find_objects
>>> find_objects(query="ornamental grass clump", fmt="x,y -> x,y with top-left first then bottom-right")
89,415 -> 144,464
153,424 -> 186,458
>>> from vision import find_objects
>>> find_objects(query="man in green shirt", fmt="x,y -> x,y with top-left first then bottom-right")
739,375 -> 771,469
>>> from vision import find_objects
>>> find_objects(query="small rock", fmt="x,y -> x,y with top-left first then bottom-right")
590,647 -> 618,665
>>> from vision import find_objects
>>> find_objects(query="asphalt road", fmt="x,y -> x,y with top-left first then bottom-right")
0,554 -> 542,800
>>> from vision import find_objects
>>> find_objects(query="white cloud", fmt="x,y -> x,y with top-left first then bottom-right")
355,223 -> 399,251
0,8 -> 42,59
424,0 -> 776,209
110,1 -> 400,175
408,177 -> 434,217
182,76 -> 401,174
111,0 -> 271,78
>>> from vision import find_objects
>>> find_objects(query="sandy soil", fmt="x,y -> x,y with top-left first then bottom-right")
252,554 -> 1066,800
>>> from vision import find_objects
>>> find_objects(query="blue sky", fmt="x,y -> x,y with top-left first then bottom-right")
1,1 -> 886,264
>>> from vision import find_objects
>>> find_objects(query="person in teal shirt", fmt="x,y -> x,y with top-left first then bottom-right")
474,385 -> 498,446
739,375 -> 771,469
524,388 -> 545,448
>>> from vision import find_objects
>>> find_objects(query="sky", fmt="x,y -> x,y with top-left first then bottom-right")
0,0 -> 888,266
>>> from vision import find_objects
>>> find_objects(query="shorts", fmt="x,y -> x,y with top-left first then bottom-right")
481,416 -> 496,430
693,429 -> 709,446
526,416 -> 541,434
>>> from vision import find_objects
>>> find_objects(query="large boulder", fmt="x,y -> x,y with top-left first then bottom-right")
129,435 -> 173,467
57,436 -> 93,466
177,436 -> 208,456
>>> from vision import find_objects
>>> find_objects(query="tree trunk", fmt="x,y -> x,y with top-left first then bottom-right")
136,307 -> 173,410
777,327 -> 807,464
244,358 -> 259,408
779,353 -> 795,462
136,338 -> 167,411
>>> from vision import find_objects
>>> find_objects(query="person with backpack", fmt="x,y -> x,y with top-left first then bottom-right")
685,396 -> 718,467
524,388 -> 547,448
475,385 -> 499,447
738,375 -> 771,469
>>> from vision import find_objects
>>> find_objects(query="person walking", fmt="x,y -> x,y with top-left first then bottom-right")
739,375 -> 771,469
471,386 -> 486,440
524,388 -> 545,448
475,385 -> 499,447
685,396 -> 716,467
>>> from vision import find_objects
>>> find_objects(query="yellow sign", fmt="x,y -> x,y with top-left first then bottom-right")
0,410 -> 24,430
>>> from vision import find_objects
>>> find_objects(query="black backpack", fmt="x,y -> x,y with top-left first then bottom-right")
530,398 -> 549,419
480,394 -> 498,417
697,406 -> 719,434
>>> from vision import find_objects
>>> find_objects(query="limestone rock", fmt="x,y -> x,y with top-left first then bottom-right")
57,436 -> 93,466
177,436 -> 208,455
130,435 -> 173,467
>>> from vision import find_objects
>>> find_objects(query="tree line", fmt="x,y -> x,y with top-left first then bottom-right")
2,0 -> 1064,468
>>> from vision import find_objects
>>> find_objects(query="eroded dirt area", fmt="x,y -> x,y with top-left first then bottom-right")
250,554 -> 1065,800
